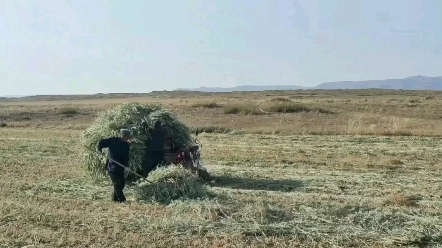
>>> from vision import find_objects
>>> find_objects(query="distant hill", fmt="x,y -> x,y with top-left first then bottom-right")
316,75 -> 442,90
175,75 -> 442,92
175,85 -> 307,92
0,95 -> 24,98
2,75 -> 442,102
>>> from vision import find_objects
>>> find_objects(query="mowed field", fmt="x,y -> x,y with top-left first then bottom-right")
1,89 -> 442,247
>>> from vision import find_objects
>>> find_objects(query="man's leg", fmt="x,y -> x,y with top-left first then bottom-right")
155,152 -> 167,169
158,151 -> 166,167
142,151 -> 166,177
142,152 -> 153,177
108,172 -> 119,202
108,171 -> 126,202
115,172 -> 126,202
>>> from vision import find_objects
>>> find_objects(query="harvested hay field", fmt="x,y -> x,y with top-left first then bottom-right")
1,90 -> 442,247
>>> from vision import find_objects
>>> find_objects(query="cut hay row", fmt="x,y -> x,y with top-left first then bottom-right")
79,102 -> 196,180
134,166 -> 212,204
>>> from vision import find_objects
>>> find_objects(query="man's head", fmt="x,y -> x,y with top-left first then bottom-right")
154,120 -> 162,129
120,128 -> 133,142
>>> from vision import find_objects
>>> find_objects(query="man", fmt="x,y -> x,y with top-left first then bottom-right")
142,120 -> 167,177
97,129 -> 132,203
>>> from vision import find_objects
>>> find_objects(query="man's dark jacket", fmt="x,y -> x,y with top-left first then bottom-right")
97,137 -> 130,173
145,126 -> 167,152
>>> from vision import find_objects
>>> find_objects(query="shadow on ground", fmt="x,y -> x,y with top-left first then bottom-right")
210,175 -> 304,192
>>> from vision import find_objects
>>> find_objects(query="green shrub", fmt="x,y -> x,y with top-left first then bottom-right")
57,107 -> 80,115
266,102 -> 333,114
223,105 -> 262,115
270,97 -> 291,102
191,126 -> 233,134
191,102 -> 221,108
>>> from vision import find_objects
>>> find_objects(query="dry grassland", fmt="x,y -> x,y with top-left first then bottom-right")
0,89 -> 442,247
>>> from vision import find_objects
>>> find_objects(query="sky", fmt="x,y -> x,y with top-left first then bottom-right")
1,0 -> 441,95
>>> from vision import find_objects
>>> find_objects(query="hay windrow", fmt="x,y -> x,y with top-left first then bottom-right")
80,102 -> 195,179
134,166 -> 212,204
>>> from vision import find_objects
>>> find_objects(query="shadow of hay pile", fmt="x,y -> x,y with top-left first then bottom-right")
210,175 -> 304,192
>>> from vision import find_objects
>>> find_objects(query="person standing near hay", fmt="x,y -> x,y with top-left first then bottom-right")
142,120 -> 168,177
96,129 -> 133,203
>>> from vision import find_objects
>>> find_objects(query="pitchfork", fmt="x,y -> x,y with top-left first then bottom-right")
96,151 -> 152,184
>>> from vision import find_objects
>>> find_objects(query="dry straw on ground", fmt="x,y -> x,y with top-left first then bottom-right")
134,166 -> 212,205
2,90 -> 442,247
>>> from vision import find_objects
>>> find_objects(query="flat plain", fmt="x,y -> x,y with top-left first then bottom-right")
1,89 -> 442,247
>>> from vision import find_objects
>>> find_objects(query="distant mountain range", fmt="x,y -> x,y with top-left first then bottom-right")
2,76 -> 442,100
176,85 -> 307,92
175,75 -> 442,92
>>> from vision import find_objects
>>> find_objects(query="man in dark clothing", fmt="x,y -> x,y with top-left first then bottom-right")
97,129 -> 132,203
142,120 -> 167,177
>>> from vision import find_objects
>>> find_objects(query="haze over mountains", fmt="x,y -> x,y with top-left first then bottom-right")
2,75 -> 442,99
176,75 -> 442,92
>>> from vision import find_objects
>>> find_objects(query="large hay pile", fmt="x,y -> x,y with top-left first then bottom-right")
134,166 -> 211,204
80,102 -> 195,179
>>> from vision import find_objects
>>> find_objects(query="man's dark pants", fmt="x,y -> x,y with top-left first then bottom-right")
142,151 -> 166,177
108,171 -> 126,202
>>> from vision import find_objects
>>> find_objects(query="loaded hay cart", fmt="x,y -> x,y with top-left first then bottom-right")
163,134 -> 210,181
80,102 -> 210,182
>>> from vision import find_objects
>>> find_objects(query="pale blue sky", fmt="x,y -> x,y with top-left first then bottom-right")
1,0 -> 441,95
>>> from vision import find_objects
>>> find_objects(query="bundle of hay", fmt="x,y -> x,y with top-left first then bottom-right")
80,102 -> 195,179
134,166 -> 211,204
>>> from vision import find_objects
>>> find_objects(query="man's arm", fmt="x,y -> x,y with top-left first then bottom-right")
123,146 -> 130,167
97,137 -> 114,153
164,127 -> 170,139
